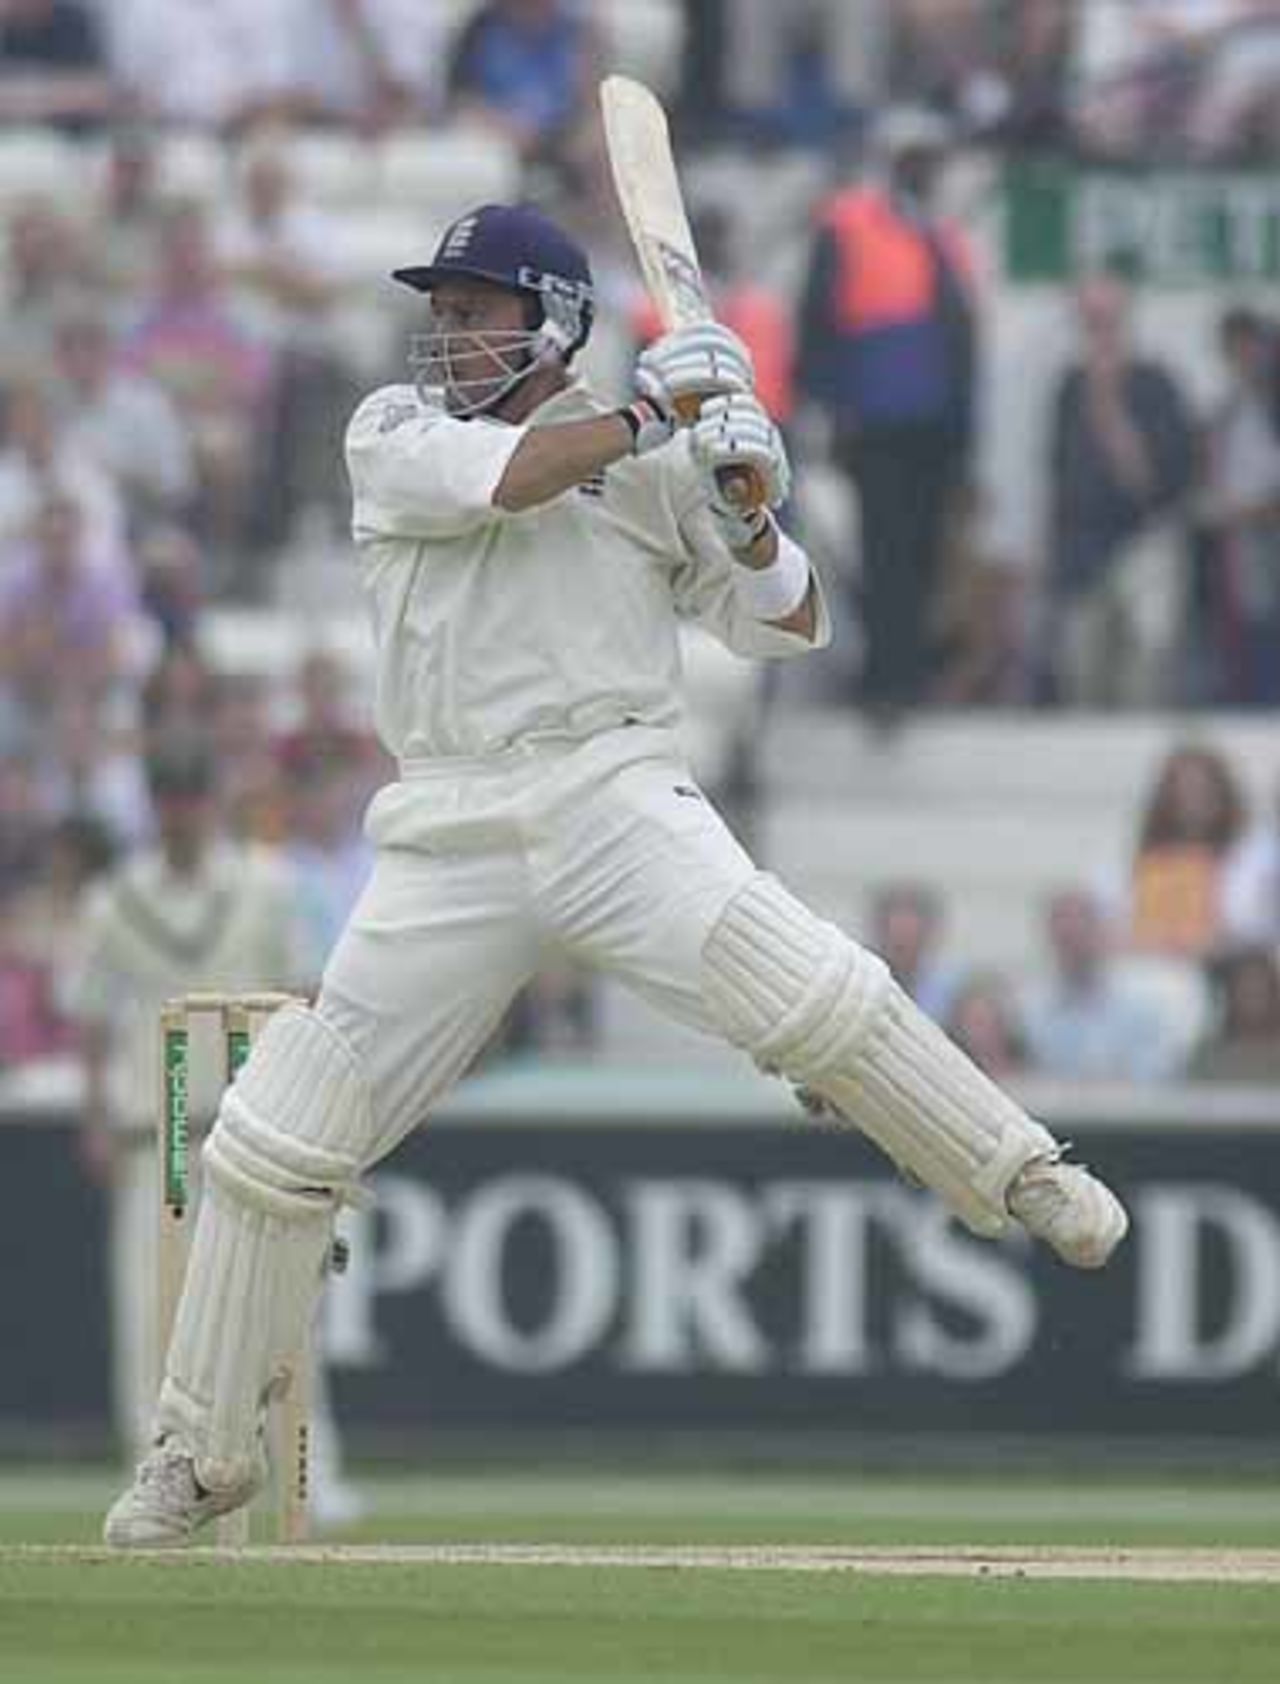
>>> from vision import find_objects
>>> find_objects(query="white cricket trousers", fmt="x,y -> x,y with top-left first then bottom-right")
316,726 -> 756,1166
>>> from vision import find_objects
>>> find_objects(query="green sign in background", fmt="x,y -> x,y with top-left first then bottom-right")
1004,162 -> 1280,284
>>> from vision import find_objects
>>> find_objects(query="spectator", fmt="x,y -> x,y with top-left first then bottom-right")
0,199 -> 96,374
0,371 -> 127,556
1020,887 -> 1190,1082
297,0 -> 450,131
797,107 -> 978,725
10,808 -> 114,982
39,689 -> 153,850
1187,945 -> 1280,1082
448,0 -> 601,172
868,881 -> 961,1023
215,144 -> 349,348
930,482 -> 1034,706
0,877 -> 69,1067
212,672 -> 288,843
0,493 -> 142,727
141,641 -> 221,740
123,202 -> 275,576
0,745 -> 45,888
1124,741 -> 1246,962
890,0 -> 994,116
1221,768 -> 1280,948
673,0 -> 728,147
1072,0 -> 1230,162
105,0 -> 309,132
275,646 -> 385,802
53,301 -> 197,528
135,525 -> 204,647
1185,1 -> 1280,161
1194,305 -> 1280,705
1045,274 -> 1194,707
93,125 -> 167,301
214,142 -> 357,546
945,969 -> 1027,1080
282,752 -> 374,985
0,0 -> 112,133
713,0 -> 884,149
977,0 -> 1076,151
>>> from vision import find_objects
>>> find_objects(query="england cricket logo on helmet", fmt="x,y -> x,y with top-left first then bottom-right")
393,204 -> 595,414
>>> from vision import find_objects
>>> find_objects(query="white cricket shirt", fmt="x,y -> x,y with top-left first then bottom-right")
344,381 -> 829,763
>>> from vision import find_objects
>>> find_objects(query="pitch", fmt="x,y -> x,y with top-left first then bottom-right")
3,1469 -> 1280,1682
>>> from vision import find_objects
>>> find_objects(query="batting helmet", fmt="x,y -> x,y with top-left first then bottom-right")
393,203 -> 594,358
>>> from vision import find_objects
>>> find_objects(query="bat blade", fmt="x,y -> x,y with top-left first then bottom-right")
600,73 -> 765,511
600,74 -> 711,331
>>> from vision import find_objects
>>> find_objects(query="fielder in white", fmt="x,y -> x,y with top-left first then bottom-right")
107,203 -> 1128,1547
69,737 -> 305,1464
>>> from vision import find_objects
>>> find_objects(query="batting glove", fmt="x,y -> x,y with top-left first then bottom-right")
690,393 -> 791,546
636,323 -> 754,417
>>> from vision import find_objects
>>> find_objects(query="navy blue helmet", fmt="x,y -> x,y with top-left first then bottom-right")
393,203 -> 594,358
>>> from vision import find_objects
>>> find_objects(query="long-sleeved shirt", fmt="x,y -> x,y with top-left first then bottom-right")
1049,359 -> 1194,598
343,381 -> 829,765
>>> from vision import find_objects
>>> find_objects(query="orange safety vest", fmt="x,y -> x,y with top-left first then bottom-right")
822,186 -> 973,335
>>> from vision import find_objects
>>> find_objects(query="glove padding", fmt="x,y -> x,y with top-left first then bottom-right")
636,323 -> 754,416
690,393 -> 791,547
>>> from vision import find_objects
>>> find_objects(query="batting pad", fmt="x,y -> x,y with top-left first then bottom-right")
157,1006 -> 371,1488
702,874 -> 1055,1236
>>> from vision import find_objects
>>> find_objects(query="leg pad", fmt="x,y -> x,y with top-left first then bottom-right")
702,875 -> 1055,1235
156,1005 -> 371,1486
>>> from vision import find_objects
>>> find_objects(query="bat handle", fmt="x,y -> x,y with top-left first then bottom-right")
674,394 -> 769,512
716,463 -> 768,511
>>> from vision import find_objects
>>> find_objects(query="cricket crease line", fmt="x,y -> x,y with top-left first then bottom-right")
9,1544 -> 1280,1583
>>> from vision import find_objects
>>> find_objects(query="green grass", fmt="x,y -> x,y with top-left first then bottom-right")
2,1469 -> 1280,1682
3,1557 -> 1279,1684
6,1468 -> 1280,1549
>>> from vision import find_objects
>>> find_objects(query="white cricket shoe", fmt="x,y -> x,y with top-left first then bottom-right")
104,1441 -> 262,1550
1007,1155 -> 1129,1269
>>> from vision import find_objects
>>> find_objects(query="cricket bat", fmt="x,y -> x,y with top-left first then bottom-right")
599,73 -> 764,508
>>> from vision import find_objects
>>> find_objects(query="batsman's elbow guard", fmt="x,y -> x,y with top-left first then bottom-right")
700,874 -> 1056,1236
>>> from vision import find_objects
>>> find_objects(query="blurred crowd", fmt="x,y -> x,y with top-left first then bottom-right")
13,0 -> 1280,162
0,0 -> 1279,1088
678,0 -> 1280,162
871,737 -> 1280,1088
3,0 -> 1280,166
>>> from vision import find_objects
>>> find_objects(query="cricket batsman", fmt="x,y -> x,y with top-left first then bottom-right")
107,204 -> 1128,1546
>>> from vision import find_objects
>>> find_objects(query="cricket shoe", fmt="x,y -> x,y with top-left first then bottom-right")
1006,1153 -> 1129,1269
104,1440 -> 264,1549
